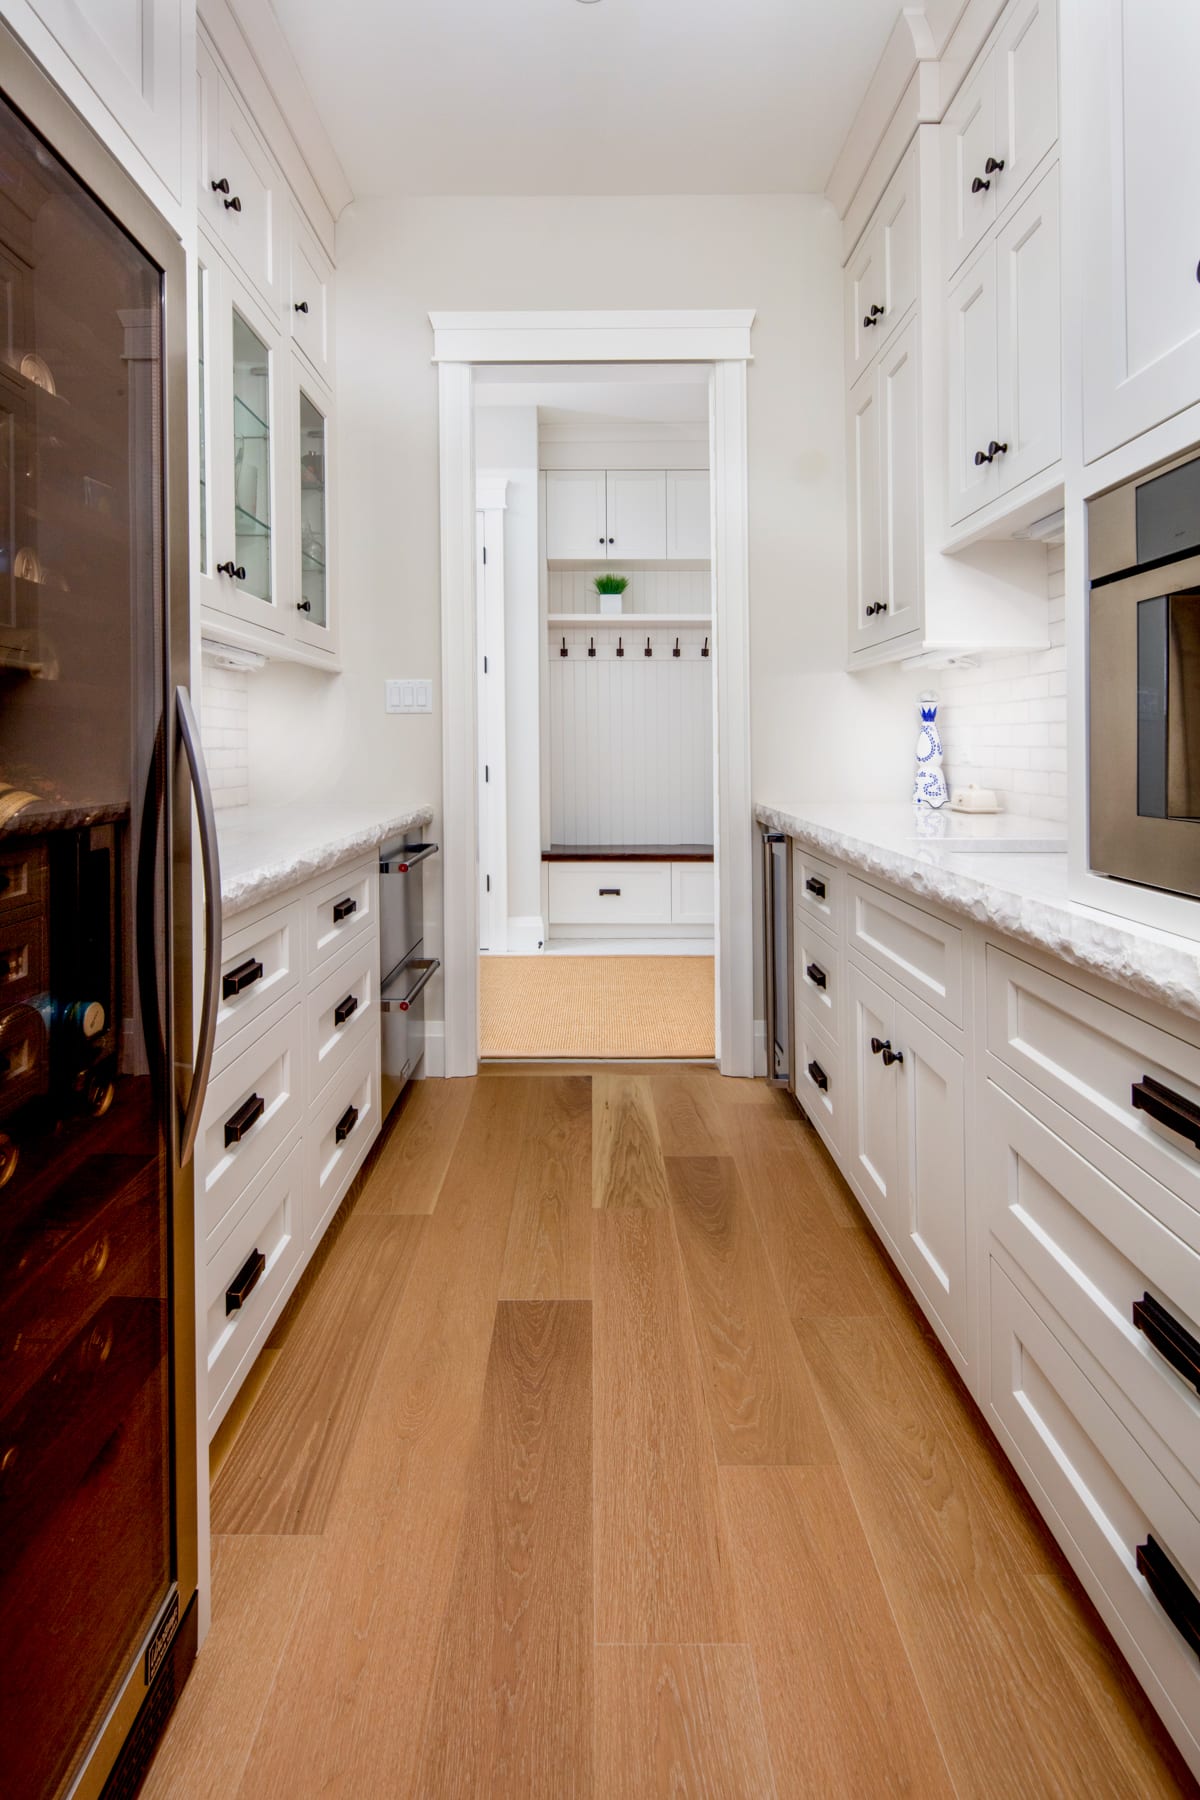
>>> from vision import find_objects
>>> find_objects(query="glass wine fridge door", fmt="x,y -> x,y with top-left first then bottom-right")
0,87 -> 175,1800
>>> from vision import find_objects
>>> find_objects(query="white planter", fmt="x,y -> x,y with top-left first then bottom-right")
597,593 -> 623,615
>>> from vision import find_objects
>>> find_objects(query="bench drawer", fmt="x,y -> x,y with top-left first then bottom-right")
985,945 -> 1200,1229
214,898 -> 303,1066
547,861 -> 671,926
199,1005 -> 304,1258
847,877 -> 963,1027
206,1136 -> 305,1436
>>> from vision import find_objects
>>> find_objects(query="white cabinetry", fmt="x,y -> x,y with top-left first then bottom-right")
289,206 -> 335,385
1079,0 -> 1200,461
545,469 -> 707,562
845,148 -> 918,384
547,859 -> 712,933
849,316 -> 921,653
197,39 -> 284,321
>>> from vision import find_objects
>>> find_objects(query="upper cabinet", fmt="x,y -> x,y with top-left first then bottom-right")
1080,0 -> 1200,462
545,469 -> 707,562
845,148 -> 918,384
942,0 -> 1058,279
198,40 -> 284,321
289,207 -> 335,386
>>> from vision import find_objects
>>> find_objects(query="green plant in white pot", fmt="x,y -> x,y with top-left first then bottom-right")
593,572 -> 628,616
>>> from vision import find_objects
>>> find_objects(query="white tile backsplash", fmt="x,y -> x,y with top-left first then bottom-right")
935,544 -> 1067,822
200,656 -> 249,810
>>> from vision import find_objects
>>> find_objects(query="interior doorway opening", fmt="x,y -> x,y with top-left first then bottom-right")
473,363 -> 717,1061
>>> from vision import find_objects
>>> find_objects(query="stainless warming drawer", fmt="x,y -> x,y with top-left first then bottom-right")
379,837 -> 439,1115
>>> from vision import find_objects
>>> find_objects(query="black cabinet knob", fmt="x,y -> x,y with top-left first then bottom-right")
984,156 -> 1005,175
974,450 -> 990,466
988,440 -> 1008,458
216,559 -> 237,577
866,601 -> 887,616
882,1045 -> 904,1067
863,312 -> 878,328
297,599 -> 312,612
608,537 -> 615,544
971,176 -> 991,194
294,300 -> 310,314
224,195 -> 242,213
211,177 -> 230,194
870,1036 -> 889,1056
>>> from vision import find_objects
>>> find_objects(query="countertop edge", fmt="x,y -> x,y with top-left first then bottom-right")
755,801 -> 1200,1026
219,804 -> 436,919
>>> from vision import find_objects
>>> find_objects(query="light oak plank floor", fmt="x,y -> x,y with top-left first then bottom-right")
152,1066 -> 1198,1800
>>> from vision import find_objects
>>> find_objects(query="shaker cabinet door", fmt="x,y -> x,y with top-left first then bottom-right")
942,58 -> 997,278
847,365 -> 884,654
289,208 -> 334,385
878,317 -> 922,642
846,217 -> 884,385
894,1003 -> 968,1355
665,470 -> 711,559
995,166 -> 1061,496
992,0 -> 1058,207
545,470 -> 607,560
201,64 -> 283,319
947,250 -> 1000,524
847,963 -> 899,1230
605,470 -> 667,560
1081,0 -> 1200,460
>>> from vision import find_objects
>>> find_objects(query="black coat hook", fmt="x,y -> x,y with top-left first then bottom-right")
644,636 -> 653,658
673,637 -> 681,658
616,636 -> 624,657
560,636 -> 568,658
588,636 -> 596,657
701,635 -> 710,658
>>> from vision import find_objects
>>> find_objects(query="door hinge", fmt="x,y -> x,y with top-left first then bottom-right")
486,874 -> 491,892
483,655 -> 488,674
482,545 -> 487,564
484,764 -> 489,782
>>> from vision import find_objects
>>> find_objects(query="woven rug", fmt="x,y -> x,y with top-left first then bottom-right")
479,955 -> 715,1059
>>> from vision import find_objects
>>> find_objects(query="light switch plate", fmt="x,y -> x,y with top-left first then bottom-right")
385,678 -> 433,714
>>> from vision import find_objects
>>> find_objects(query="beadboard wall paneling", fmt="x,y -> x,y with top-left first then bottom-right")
548,567 -> 712,617
548,622 -> 713,845
201,656 -> 250,811
936,544 -> 1066,822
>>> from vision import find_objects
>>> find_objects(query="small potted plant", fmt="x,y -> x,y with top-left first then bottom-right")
593,572 -> 629,616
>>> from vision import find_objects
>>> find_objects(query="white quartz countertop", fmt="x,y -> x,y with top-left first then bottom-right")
217,799 -> 436,918
755,800 -> 1200,1024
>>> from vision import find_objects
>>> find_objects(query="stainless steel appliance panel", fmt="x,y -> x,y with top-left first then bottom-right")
762,831 -> 791,1087
379,840 -> 437,981
380,946 -> 438,1116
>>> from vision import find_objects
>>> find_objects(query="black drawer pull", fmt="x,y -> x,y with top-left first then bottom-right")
332,896 -> 357,923
807,1060 -> 828,1093
334,993 -> 359,1028
224,1093 -> 265,1147
804,876 -> 826,900
599,887 -> 621,897
223,956 -> 263,999
226,1247 -> 266,1315
335,1104 -> 359,1144
806,962 -> 827,990
1133,1293 -> 1200,1397
1131,1075 -> 1200,1150
224,1245 -> 264,1317
1136,1536 -> 1200,1659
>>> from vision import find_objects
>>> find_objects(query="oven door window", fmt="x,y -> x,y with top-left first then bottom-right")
1138,589 -> 1200,821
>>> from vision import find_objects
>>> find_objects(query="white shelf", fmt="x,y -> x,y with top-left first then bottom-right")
547,612 -> 712,628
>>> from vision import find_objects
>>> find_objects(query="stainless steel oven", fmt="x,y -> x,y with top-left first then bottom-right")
1089,448 -> 1200,900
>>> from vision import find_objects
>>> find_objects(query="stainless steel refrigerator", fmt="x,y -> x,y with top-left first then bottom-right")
0,27 -> 215,1799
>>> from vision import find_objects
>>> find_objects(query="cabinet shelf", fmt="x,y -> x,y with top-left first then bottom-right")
234,504 -> 271,538
547,612 -> 711,628
233,393 -> 269,441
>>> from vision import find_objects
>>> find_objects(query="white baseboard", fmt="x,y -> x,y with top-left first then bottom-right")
506,914 -> 546,953
754,1017 -> 768,1079
420,1019 -> 445,1078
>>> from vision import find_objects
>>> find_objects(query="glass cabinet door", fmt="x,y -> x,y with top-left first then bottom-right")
231,307 -> 272,606
297,385 -> 328,633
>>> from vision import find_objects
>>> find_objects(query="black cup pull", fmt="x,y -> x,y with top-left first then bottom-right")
222,956 -> 263,1000
599,887 -> 621,897
1131,1074 -> 1200,1150
334,993 -> 359,1028
332,896 -> 357,924
225,1247 -> 266,1315
1132,1293 -> 1200,1396
1136,1536 -> 1200,1658
807,1060 -> 829,1093
984,155 -> 1005,175
335,1103 -> 359,1144
806,962 -> 827,990
294,300 -> 310,314
805,875 -> 826,900
971,175 -> 991,193
224,1092 -> 265,1148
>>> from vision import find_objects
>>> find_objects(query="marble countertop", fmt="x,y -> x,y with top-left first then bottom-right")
755,800 -> 1200,1023
217,799 -> 436,918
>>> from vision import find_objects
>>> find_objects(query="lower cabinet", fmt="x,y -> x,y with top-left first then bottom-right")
200,855 -> 382,1436
547,858 -> 713,932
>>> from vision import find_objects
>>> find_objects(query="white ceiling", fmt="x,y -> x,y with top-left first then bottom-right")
270,0 -> 903,197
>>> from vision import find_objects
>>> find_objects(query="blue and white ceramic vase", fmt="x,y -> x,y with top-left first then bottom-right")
912,690 -> 949,809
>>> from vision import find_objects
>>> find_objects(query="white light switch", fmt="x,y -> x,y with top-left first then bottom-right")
385,678 -> 434,714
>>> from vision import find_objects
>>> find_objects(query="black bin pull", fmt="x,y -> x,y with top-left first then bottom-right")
335,1103 -> 359,1144
806,962 -> 827,990
1132,1293 -> 1200,1396
225,1247 -> 266,1315
1131,1075 -> 1200,1151
332,895 -> 357,924
599,887 -> 621,897
805,875 -> 826,900
334,993 -> 359,1028
808,1060 -> 829,1092
224,1092 -> 265,1148
223,956 -> 264,1000
1136,1536 -> 1200,1658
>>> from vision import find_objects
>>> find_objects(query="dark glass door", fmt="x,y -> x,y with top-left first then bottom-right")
0,88 -> 173,1800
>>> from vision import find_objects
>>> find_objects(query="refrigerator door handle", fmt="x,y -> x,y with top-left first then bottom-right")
176,686 -> 222,1167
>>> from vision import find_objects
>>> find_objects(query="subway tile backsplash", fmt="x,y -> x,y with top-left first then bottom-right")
200,655 -> 249,811
935,544 -> 1067,822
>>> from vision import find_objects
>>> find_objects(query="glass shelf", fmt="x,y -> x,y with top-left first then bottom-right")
233,392 -> 269,442
234,504 -> 271,538
301,550 -> 326,574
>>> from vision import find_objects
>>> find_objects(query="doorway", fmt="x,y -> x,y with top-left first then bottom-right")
433,311 -> 755,1078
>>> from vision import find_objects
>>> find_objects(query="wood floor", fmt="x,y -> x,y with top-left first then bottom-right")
148,1067 -> 1199,1799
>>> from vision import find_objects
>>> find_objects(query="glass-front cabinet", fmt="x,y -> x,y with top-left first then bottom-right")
293,379 -> 332,649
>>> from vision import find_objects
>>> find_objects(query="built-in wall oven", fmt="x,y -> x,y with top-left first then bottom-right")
379,839 -> 439,1116
1089,449 -> 1200,901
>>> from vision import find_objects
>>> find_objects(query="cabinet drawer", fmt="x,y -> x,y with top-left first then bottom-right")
214,899 -> 303,1066
547,862 -> 671,926
985,1082 -> 1200,1506
0,840 -> 46,925
309,859 -> 377,968
206,1137 -> 305,1435
847,877 -> 963,1027
308,937 -> 378,1104
795,914 -> 840,1042
795,1012 -> 841,1157
792,847 -> 840,933
985,946 -> 1200,1225
988,1260 -> 1200,1770
307,1035 -> 379,1245
199,1005 -> 304,1258
0,911 -> 47,1006
671,863 -> 714,927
